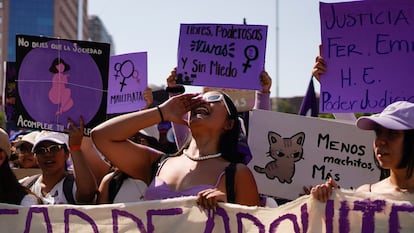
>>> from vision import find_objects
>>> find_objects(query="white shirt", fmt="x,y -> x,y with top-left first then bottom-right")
30,175 -> 77,205
113,178 -> 147,203
20,194 -> 40,206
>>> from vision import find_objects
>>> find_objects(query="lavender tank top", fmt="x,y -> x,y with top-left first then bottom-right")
144,158 -> 225,200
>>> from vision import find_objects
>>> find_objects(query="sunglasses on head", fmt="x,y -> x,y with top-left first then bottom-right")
34,144 -> 64,156
204,94 -> 231,116
16,143 -> 33,154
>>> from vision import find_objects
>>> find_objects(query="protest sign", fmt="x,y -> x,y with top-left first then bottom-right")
14,35 -> 110,135
177,23 -> 267,90
319,0 -> 414,113
1,191 -> 413,232
107,52 -> 148,114
248,109 -> 380,201
3,62 -> 18,132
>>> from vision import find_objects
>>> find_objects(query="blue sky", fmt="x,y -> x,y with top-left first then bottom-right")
88,0 -> 347,98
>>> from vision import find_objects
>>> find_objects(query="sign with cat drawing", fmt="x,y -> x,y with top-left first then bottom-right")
248,109 -> 380,201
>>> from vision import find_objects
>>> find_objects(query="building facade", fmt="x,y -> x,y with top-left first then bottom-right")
88,15 -> 115,55
0,0 -> 88,63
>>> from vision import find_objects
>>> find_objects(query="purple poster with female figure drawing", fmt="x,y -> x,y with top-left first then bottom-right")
177,23 -> 267,90
15,35 -> 110,135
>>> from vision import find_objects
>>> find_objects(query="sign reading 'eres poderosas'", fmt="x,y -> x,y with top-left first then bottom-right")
177,23 -> 268,90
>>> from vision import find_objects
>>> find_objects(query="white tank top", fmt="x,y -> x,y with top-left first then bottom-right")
113,178 -> 148,203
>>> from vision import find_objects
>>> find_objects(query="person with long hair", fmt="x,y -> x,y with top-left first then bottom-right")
0,128 -> 41,206
91,91 -> 260,209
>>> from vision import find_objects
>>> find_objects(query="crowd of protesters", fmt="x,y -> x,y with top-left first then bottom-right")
1,60 -> 413,214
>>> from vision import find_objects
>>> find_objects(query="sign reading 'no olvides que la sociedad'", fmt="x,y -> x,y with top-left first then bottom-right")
15,35 -> 110,135
319,0 -> 414,113
177,23 -> 268,90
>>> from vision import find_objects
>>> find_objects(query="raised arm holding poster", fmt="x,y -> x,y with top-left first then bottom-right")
319,0 -> 414,113
248,109 -> 380,201
107,52 -> 148,114
177,23 -> 267,90
14,35 -> 110,135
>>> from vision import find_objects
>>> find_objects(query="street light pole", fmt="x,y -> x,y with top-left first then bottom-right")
77,0 -> 83,40
275,0 -> 280,111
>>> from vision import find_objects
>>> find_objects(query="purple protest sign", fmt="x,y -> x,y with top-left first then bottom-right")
319,0 -> 414,113
4,62 -> 18,131
107,52 -> 148,114
177,23 -> 267,90
15,35 -> 109,135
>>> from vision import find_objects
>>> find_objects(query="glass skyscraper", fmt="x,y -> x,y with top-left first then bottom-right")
1,0 -> 88,62
8,0 -> 54,61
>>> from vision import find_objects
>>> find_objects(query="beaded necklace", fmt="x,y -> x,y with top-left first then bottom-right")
183,149 -> 222,161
